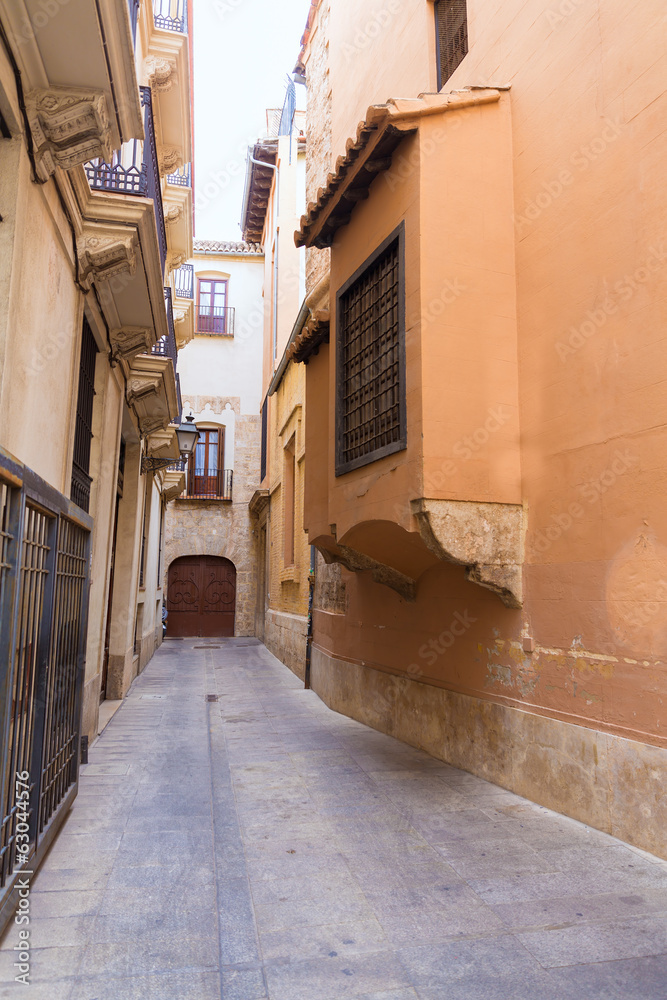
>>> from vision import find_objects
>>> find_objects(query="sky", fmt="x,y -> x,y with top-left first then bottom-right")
192,0 -> 310,242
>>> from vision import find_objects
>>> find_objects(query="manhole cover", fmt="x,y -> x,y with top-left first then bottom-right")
206,694 -> 219,702
194,645 -> 221,649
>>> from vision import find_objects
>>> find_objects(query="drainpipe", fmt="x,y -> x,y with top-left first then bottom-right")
304,545 -> 316,689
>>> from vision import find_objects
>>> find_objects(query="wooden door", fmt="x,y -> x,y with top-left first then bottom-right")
166,556 -> 236,637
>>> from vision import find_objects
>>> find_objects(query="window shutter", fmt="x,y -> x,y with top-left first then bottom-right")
435,0 -> 468,87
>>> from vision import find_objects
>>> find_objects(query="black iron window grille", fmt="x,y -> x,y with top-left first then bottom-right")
70,317 -> 98,513
153,0 -> 187,32
85,88 -> 167,278
174,264 -> 194,299
0,452 -> 92,935
336,224 -> 406,476
435,0 -> 468,88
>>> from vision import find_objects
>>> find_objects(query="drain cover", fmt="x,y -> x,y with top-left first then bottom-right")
206,694 -> 219,702
194,645 -> 221,649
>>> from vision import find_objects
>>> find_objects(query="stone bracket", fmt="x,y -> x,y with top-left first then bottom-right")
110,327 -> 154,364
411,498 -> 524,608
26,87 -> 112,181
315,541 -> 417,602
77,226 -> 138,289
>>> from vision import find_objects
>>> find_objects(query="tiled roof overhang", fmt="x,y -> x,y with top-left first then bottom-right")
194,239 -> 263,255
295,89 -> 504,250
241,141 -> 278,243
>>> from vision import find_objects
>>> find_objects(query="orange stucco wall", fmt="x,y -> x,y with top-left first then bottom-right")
301,0 -> 667,751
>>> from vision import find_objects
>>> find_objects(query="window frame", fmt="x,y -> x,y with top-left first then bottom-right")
187,427 -> 225,497
335,222 -> 407,477
196,277 -> 229,335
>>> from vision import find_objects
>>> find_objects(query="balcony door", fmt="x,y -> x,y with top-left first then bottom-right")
190,428 -> 223,497
197,278 -> 228,334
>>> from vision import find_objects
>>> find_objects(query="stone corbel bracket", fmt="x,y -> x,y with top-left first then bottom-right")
26,87 -> 112,181
316,541 -> 417,602
166,250 -> 187,274
144,56 -> 177,93
77,229 -> 138,289
110,327 -> 154,365
411,498 -> 524,608
158,145 -> 184,176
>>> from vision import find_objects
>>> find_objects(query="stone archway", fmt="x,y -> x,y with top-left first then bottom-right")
167,555 -> 236,637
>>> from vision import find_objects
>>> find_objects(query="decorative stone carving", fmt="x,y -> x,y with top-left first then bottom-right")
411,498 -> 524,608
110,327 -> 153,364
158,145 -> 183,176
166,250 -> 187,273
173,307 -> 187,324
144,56 -> 177,92
126,372 -> 161,407
77,232 -> 137,288
26,87 -> 112,180
164,204 -> 183,225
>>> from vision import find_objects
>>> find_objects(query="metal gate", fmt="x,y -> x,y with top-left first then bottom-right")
0,447 -> 92,934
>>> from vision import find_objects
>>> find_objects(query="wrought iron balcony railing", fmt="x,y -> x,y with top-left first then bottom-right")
85,87 -> 167,278
149,287 -> 178,368
174,263 -> 194,299
175,372 -> 183,424
153,0 -> 187,32
196,305 -> 235,336
168,462 -> 233,501
166,163 -> 191,187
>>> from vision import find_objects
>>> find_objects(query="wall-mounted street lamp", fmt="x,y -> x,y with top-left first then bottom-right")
141,415 -> 199,474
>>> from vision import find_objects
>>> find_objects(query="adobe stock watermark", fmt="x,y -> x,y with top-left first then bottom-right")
555,244 -> 667,361
545,0 -> 587,29
425,404 -> 513,493
514,118 -> 623,233
13,0 -> 71,46
529,448 -> 639,557
342,0 -> 401,61
377,608 -> 477,714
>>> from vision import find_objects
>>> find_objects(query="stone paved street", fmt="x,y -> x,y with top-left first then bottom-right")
2,638 -> 667,999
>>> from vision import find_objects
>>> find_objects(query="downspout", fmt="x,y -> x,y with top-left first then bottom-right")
304,545 -> 316,689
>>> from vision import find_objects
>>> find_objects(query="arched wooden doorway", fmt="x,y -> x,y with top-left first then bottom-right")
167,556 -> 236,637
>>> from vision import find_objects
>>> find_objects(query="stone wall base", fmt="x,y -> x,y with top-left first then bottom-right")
265,610 -> 308,681
311,646 -> 667,859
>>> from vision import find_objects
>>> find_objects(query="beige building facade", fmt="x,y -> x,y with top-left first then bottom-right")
243,112 -> 312,679
0,0 -> 193,929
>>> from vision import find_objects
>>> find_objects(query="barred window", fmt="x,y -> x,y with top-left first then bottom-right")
336,225 -> 406,476
435,0 -> 468,88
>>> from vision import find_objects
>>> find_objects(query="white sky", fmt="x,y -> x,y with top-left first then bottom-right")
192,0 -> 310,241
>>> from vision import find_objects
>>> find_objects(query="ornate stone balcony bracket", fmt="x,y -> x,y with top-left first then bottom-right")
77,231 -> 138,289
26,87 -> 112,181
109,327 -> 154,364
144,56 -> 177,93
411,498 -> 524,608
158,145 -> 184,176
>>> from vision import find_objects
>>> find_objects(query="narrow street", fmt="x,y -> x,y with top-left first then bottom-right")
2,640 -> 667,1000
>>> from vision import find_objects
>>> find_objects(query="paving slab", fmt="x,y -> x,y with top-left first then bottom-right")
1,637 -> 665,999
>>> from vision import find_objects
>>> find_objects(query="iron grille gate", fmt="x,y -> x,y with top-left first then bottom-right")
0,447 -> 92,936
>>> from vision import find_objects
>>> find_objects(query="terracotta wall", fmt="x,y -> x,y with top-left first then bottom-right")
300,0 -> 667,774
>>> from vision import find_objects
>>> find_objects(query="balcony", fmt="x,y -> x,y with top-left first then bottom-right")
170,462 -> 234,501
153,0 -> 188,33
85,87 -> 167,278
174,264 -> 194,299
166,163 -> 191,187
150,288 -> 178,368
196,305 -> 235,337
128,0 -> 140,42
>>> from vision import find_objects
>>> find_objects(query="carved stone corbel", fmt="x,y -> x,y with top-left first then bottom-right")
126,372 -> 161,407
316,542 -> 417,602
164,203 -> 183,226
144,56 -> 177,92
166,251 -> 187,273
26,87 -> 112,181
110,327 -> 154,364
411,498 -> 524,608
77,230 -> 137,289
158,145 -> 183,176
